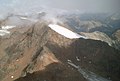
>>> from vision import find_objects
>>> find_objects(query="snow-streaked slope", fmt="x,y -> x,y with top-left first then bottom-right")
0,25 -> 16,36
68,62 -> 111,81
48,24 -> 87,39
0,30 -> 10,36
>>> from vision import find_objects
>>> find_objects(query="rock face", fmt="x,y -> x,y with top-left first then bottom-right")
114,30 -> 120,40
0,21 -> 120,81
80,31 -> 114,46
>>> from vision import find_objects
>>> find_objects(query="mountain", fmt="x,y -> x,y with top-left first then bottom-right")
0,18 -> 120,81
0,12 -> 120,81
60,13 -> 120,50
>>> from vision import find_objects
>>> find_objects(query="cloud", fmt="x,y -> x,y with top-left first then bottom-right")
0,0 -> 119,19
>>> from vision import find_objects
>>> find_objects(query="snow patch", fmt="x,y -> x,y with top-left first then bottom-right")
76,56 -> 80,61
2,26 -> 16,30
48,24 -> 87,39
20,17 -> 38,22
67,59 -> 72,62
0,25 -> 16,36
20,17 -> 28,20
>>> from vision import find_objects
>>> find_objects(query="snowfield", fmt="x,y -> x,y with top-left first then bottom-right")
48,24 -> 87,39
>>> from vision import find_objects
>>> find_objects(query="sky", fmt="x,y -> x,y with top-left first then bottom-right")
0,0 -> 119,18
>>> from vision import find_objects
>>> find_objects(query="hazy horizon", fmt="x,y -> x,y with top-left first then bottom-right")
0,0 -> 120,19
1,0 -> 120,11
